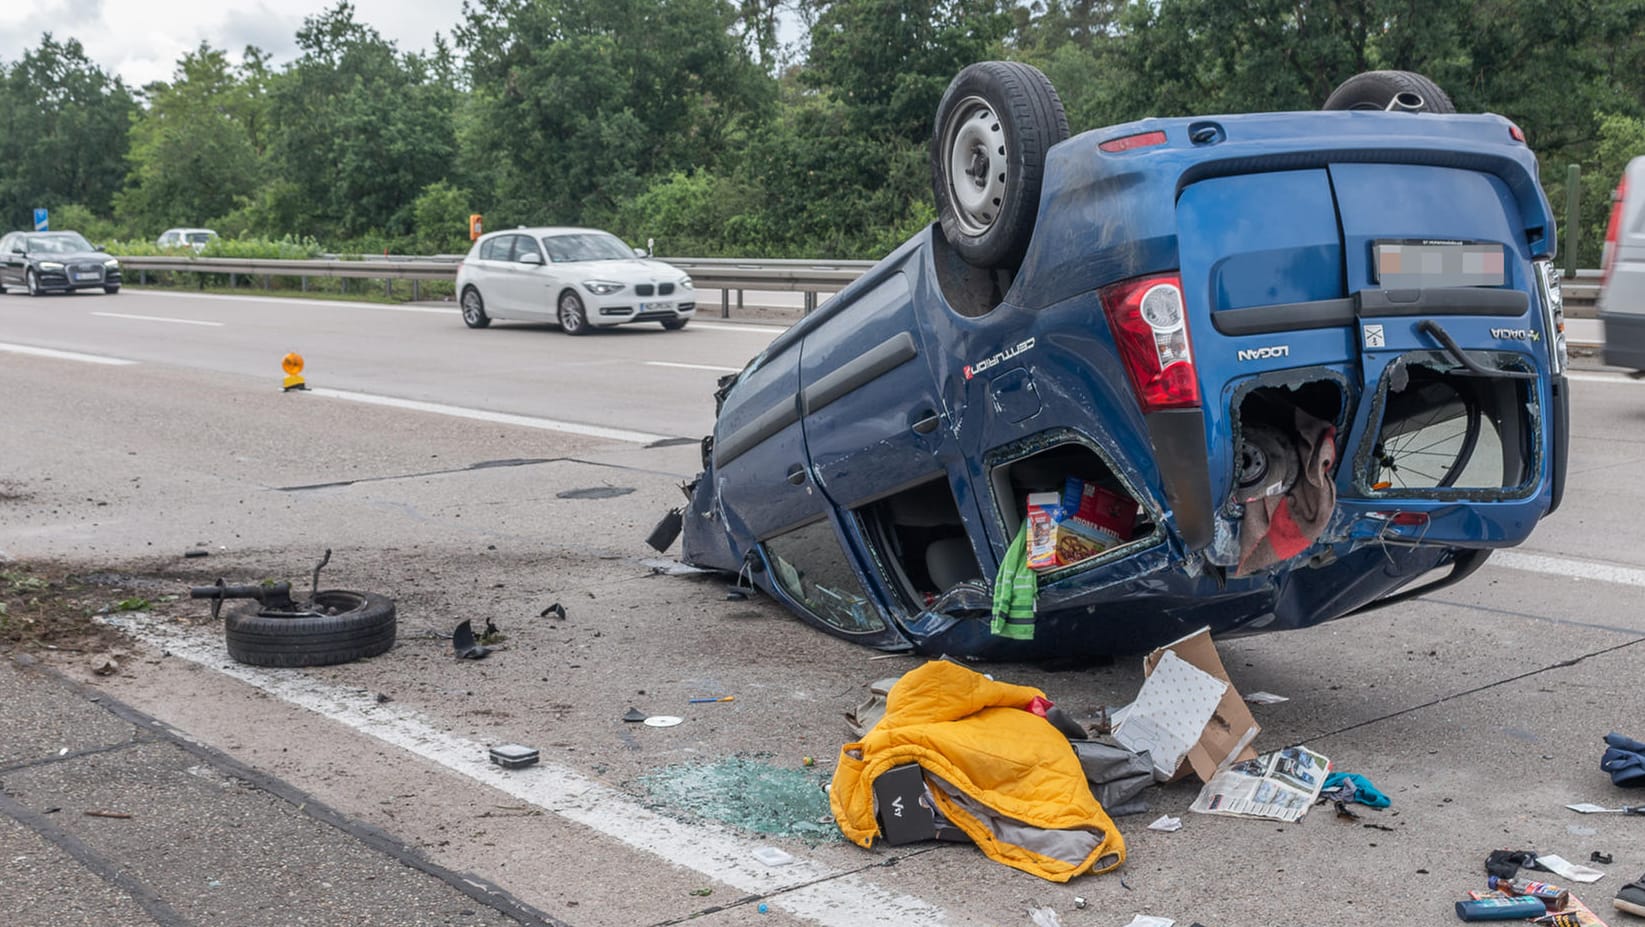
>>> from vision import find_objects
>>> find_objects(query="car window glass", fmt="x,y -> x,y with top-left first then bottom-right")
542,233 -> 632,263
186,232 -> 213,245
25,233 -> 92,253
514,236 -> 542,261
762,520 -> 885,634
478,237 -> 502,261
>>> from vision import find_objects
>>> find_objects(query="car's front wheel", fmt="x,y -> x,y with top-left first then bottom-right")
25,269 -> 43,297
103,285 -> 120,295
558,291 -> 589,335
460,286 -> 491,329
661,318 -> 689,331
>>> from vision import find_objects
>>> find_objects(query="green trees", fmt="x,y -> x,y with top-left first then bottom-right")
2,0 -> 1642,264
0,36 -> 136,229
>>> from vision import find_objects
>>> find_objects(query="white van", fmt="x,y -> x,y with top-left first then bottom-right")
1600,156 -> 1645,371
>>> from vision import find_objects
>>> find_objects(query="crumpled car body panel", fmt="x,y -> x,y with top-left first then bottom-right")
681,110 -> 1567,658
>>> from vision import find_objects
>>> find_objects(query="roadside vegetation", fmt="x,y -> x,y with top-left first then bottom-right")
1,0 -> 1642,266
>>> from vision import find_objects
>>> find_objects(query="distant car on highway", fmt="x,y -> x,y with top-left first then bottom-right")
1599,156 -> 1645,372
156,227 -> 218,252
0,230 -> 122,296
455,227 -> 695,334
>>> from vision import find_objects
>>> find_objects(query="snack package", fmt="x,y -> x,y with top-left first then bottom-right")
1061,477 -> 1139,540
1055,517 -> 1123,566
1025,492 -> 1063,570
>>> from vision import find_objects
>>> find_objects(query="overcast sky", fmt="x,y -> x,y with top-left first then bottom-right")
2,0 -> 468,88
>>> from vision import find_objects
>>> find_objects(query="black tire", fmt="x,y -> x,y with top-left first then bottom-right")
224,590 -> 396,668
661,318 -> 688,331
558,290 -> 589,335
931,61 -> 1069,271
103,285 -> 120,295
460,286 -> 491,328
26,269 -> 43,297
1322,70 -> 1456,114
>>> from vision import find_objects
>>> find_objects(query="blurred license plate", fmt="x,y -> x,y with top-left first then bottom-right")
644,301 -> 675,312
73,272 -> 99,281
1373,239 -> 1504,288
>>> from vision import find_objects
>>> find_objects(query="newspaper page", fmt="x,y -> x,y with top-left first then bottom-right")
1189,746 -> 1331,823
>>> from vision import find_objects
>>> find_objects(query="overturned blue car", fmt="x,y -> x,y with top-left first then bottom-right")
668,64 -> 1570,659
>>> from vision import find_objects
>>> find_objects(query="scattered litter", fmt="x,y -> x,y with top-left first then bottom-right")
1122,917 -> 1174,927
1320,771 -> 1391,808
557,486 -> 635,500
1567,802 -> 1645,815
752,846 -> 794,866
375,693 -> 391,704
488,744 -> 540,770
91,655 -> 120,676
1333,802 -> 1360,820
451,620 -> 492,659
690,696 -> 734,704
1591,851 -> 1613,865
1486,850 -> 1541,880
84,810 -> 132,819
644,716 -> 684,728
689,888 -> 712,897
802,756 -> 815,767
1073,897 -> 1087,909
638,757 -> 838,840
1147,815 -> 1182,832
539,602 -> 566,620
1070,740 -> 1154,816
622,708 -> 649,723
183,549 -> 209,559
1243,691 -> 1289,705
57,747 -> 67,756
641,558 -> 711,576
1191,745 -> 1331,823
725,589 -> 748,601
1114,628 -> 1259,782
757,903 -> 769,914
1534,854 -> 1605,884
1027,905 -> 1064,927
1601,731 -> 1645,787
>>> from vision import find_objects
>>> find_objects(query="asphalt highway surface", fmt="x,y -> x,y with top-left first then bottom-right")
2,286 -> 1644,927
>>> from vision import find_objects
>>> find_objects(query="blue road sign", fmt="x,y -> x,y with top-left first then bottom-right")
32,208 -> 48,231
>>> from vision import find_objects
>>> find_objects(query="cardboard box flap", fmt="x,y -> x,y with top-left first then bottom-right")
1141,627 -> 1260,781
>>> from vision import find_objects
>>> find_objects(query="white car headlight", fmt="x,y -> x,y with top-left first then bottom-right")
39,261 -> 64,272
104,258 -> 120,269
679,276 -> 694,290
583,280 -> 625,296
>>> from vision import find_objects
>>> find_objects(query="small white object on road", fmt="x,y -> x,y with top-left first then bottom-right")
753,846 -> 795,866
643,715 -> 684,728
1123,916 -> 1176,927
1534,853 -> 1606,883
1147,815 -> 1182,833
1243,691 -> 1289,705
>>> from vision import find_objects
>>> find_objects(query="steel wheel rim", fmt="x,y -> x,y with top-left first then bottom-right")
942,95 -> 1009,237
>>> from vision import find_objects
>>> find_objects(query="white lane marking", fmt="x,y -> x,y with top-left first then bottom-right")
0,342 -> 136,366
144,291 -> 457,315
1491,550 -> 1645,588
691,322 -> 789,335
1567,372 -> 1645,385
101,615 -> 955,927
92,311 -> 223,327
646,361 -> 742,373
307,387 -> 674,445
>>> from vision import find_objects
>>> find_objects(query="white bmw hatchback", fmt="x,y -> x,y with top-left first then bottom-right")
455,227 -> 696,334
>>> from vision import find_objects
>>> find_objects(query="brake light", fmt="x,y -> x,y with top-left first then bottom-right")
1100,274 -> 1199,411
1508,123 -> 1526,143
1099,130 -> 1167,153
1602,175 -> 1628,289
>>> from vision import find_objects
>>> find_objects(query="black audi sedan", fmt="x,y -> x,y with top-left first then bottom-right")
0,230 -> 122,296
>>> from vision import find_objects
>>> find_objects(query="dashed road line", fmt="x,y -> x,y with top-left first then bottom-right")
92,311 -> 224,327
1489,549 -> 1645,588
101,614 -> 957,927
645,361 -> 742,373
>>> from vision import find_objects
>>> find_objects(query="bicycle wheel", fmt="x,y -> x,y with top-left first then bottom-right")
1372,378 -> 1481,490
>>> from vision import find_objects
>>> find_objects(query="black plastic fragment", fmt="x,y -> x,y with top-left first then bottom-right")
622,708 -> 648,723
540,602 -> 566,620
452,619 -> 492,659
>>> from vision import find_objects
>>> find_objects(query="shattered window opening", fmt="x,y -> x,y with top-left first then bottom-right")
763,520 -> 886,634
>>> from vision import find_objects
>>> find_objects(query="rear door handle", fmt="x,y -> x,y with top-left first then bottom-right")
786,464 -> 807,485
911,410 -> 941,435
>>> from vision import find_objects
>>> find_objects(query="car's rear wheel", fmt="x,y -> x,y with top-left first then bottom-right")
25,269 -> 43,297
661,318 -> 688,331
931,61 -> 1068,271
460,286 -> 490,328
558,290 -> 589,335
1322,70 -> 1456,114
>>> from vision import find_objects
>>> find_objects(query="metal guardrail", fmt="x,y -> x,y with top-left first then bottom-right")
114,255 -> 1603,318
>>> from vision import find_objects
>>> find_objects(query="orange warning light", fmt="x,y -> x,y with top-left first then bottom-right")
282,352 -> 308,391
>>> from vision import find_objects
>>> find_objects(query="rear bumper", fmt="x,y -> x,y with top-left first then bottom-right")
1600,310 -> 1645,370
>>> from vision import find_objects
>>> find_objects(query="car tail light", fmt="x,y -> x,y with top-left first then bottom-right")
1534,258 -> 1567,374
1602,175 -> 1628,290
1100,274 -> 1199,411
1099,130 -> 1168,153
